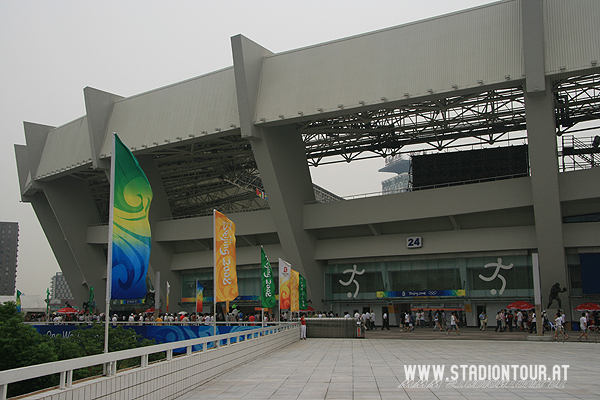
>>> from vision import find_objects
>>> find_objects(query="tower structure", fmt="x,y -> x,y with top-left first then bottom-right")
0,222 -> 18,296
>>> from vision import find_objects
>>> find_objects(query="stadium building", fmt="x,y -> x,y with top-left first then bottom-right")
14,0 -> 600,325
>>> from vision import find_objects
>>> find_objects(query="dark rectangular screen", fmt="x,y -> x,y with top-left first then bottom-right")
580,253 -> 600,294
412,145 -> 529,189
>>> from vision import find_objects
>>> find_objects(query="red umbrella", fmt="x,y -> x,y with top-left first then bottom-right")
506,301 -> 534,310
574,302 -> 600,311
56,307 -> 79,314
145,308 -> 162,314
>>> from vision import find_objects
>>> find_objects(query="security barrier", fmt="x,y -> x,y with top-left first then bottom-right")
304,318 -> 365,338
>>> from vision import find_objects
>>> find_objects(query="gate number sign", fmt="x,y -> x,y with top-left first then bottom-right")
406,236 -> 422,248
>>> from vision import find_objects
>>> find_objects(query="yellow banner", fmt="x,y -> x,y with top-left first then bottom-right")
214,210 -> 238,302
290,269 -> 299,312
279,258 -> 291,310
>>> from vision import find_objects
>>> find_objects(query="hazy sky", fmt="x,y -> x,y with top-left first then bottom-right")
0,0 -> 497,297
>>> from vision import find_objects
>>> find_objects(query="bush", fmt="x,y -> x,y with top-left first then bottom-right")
0,302 -> 164,397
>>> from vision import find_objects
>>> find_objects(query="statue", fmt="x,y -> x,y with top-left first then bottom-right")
546,282 -> 567,309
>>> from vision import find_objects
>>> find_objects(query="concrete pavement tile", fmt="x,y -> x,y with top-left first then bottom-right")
176,337 -> 600,400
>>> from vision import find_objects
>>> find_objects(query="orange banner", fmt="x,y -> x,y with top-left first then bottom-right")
279,258 -> 291,310
214,210 -> 238,302
290,269 -> 299,312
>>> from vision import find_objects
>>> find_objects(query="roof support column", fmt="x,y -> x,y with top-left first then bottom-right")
522,0 -> 569,318
137,155 -> 180,313
34,178 -> 108,312
251,125 -> 324,309
232,34 -> 324,308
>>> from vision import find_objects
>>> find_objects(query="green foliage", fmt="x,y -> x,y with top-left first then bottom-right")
0,302 -> 57,371
68,324 -> 163,371
0,302 -> 58,397
0,302 -> 164,398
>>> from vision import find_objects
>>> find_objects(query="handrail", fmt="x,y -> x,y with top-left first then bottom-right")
0,322 -> 298,399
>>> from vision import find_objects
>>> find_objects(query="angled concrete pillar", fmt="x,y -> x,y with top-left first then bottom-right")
84,87 -> 124,169
137,155 -> 180,310
25,191 -> 93,308
522,0 -> 569,318
231,34 -> 274,140
23,122 -> 55,180
232,34 -> 324,308
39,177 -> 108,311
14,144 -> 33,198
250,125 -> 324,308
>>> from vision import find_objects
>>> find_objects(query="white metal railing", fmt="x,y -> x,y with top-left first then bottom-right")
0,322 -> 298,400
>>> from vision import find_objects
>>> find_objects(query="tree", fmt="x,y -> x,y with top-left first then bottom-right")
0,302 -> 164,397
0,302 -> 58,397
68,324 -> 163,372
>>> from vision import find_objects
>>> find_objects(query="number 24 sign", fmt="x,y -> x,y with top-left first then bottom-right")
406,236 -> 422,248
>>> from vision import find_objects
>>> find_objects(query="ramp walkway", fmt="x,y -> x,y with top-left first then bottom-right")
178,329 -> 599,400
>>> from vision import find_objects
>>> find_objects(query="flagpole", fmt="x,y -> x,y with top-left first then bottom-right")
46,288 -> 50,322
104,133 -> 116,355
213,209 -> 217,340
166,281 -> 170,313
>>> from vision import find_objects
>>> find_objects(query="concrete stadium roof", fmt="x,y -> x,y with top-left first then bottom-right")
17,0 -> 600,184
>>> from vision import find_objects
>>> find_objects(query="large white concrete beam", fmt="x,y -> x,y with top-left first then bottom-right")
522,0 -> 569,318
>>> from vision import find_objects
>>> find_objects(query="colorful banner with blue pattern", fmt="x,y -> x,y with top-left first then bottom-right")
110,134 -> 153,300
34,324 -> 260,353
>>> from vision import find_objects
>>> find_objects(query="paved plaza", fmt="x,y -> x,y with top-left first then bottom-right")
178,329 -> 599,400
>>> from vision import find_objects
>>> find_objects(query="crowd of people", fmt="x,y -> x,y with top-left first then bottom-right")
476,308 -> 599,339
36,306 -> 600,339
479,309 -> 535,333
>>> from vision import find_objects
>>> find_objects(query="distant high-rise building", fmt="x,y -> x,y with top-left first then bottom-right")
379,155 -> 411,194
0,222 -> 18,296
50,272 -> 74,301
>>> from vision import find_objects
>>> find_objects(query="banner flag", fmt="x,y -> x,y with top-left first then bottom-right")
166,281 -> 170,312
46,288 -> 50,317
16,290 -> 22,313
214,210 -> 238,302
279,258 -> 291,310
290,269 -> 299,312
108,134 -> 153,300
260,247 -> 276,308
89,286 -> 95,312
196,280 -> 204,313
299,274 -> 307,310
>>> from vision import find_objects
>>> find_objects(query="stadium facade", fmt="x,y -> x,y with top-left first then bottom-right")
14,0 -> 600,325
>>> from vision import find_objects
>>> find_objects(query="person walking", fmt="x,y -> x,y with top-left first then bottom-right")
495,311 -> 502,332
578,313 -> 589,342
553,311 -> 569,340
369,310 -> 376,330
404,312 -> 411,332
448,311 -> 460,335
434,311 -> 444,332
382,312 -> 389,330
507,311 -> 514,332
479,311 -> 487,330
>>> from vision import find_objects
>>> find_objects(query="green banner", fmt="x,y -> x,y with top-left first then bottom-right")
260,247 -> 276,308
299,274 -> 307,310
